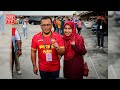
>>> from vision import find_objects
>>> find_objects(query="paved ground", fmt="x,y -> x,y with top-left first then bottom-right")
108,16 -> 120,79
12,23 -> 108,79
82,25 -> 108,79
0,11 -> 12,79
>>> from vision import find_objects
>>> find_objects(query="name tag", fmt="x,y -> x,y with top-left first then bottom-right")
100,25 -> 102,29
46,53 -> 52,61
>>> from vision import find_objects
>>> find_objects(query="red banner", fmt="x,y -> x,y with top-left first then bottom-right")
6,14 -> 16,24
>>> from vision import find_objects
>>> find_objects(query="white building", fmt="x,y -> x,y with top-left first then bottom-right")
11,11 -> 78,16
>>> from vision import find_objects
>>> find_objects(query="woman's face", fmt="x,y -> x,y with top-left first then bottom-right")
64,25 -> 72,36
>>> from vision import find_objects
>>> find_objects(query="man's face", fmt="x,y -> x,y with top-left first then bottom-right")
40,19 -> 52,34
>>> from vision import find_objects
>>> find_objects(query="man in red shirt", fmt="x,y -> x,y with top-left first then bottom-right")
31,16 -> 65,79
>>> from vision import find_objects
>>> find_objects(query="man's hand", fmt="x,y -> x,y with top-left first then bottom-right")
31,49 -> 38,75
53,41 -> 59,49
17,50 -> 22,57
52,40 -> 65,55
33,66 -> 38,75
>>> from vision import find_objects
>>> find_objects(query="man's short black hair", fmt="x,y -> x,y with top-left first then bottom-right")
40,16 -> 52,24
68,19 -> 70,21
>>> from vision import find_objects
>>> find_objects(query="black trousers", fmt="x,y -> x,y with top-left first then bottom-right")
60,28 -> 64,35
96,31 -> 104,47
12,50 -> 21,72
39,70 -> 60,79
77,27 -> 81,34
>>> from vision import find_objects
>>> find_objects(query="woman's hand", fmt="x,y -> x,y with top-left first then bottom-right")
70,40 -> 75,46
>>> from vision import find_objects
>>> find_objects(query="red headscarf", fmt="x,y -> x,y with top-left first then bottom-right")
63,21 -> 76,60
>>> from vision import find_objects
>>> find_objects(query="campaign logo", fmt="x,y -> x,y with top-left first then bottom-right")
6,14 -> 16,24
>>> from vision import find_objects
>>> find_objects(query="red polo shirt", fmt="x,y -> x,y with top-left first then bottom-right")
31,31 -> 64,72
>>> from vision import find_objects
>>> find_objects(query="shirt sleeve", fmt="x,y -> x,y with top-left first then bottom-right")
15,29 -> 21,40
31,35 -> 37,50
72,35 -> 87,55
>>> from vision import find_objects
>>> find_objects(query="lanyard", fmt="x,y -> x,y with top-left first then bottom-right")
42,32 -> 52,50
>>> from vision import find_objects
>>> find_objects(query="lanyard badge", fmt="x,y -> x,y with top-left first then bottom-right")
42,32 -> 52,61
42,32 -> 52,50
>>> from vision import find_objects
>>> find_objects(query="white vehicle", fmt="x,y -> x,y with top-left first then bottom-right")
84,21 -> 92,29
114,11 -> 120,25
108,11 -> 114,17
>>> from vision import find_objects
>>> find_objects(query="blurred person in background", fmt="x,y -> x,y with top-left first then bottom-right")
77,18 -> 82,34
56,17 -> 61,34
12,25 -> 22,75
53,17 -> 57,32
22,18 -> 28,39
0,11 -> 4,32
17,18 -> 20,26
60,18 -> 65,36
72,16 -> 78,29
96,13 -> 107,49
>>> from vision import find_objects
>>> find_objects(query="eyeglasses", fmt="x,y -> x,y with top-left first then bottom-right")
41,24 -> 52,27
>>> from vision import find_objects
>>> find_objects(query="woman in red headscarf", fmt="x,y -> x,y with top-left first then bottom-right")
63,21 -> 87,79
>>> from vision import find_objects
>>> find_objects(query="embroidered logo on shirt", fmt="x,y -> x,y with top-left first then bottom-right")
38,39 -> 43,42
